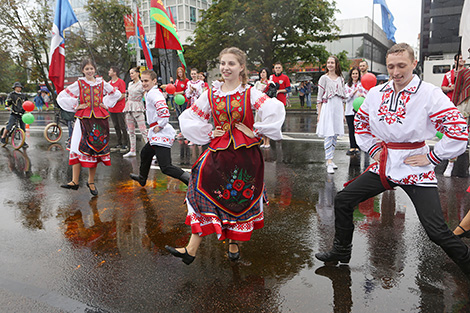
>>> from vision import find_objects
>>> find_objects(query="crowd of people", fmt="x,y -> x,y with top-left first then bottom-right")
5,42 -> 470,281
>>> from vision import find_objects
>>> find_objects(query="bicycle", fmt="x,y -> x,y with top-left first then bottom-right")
44,107 -> 71,143
1,114 -> 26,149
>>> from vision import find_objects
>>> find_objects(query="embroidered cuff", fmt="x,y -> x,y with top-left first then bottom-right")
253,129 -> 261,138
149,121 -> 159,128
427,150 -> 442,166
368,144 -> 381,158
208,131 -> 214,139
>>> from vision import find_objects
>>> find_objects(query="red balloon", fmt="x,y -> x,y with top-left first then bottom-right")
361,73 -> 377,91
22,100 -> 35,112
165,84 -> 176,94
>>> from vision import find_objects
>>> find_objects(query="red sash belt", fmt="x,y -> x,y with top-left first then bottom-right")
344,141 -> 426,190
378,141 -> 425,190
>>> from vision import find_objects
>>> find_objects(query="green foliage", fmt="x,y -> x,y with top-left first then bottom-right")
185,0 -> 339,72
0,0 -> 53,93
67,0 -> 132,78
336,50 -> 351,72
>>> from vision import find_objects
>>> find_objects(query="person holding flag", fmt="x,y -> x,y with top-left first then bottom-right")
49,0 -> 78,93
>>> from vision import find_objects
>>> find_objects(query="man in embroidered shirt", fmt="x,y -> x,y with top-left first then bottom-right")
269,62 -> 291,106
315,43 -> 470,280
130,70 -> 190,187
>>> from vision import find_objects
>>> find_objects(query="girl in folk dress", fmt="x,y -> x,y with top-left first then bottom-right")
344,67 -> 366,155
254,68 -> 272,148
316,56 -> 347,174
123,67 -> 148,158
185,68 -> 204,107
58,58 -> 121,195
165,47 -> 285,264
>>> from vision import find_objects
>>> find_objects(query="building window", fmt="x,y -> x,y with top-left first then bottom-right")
190,6 -> 196,23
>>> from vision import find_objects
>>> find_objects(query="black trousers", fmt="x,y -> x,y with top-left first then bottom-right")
110,112 -> 128,146
335,171 -> 470,264
139,142 -> 184,181
345,115 -> 359,149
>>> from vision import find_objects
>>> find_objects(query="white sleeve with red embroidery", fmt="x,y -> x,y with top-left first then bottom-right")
178,90 -> 213,145
354,94 -> 381,158
57,81 -> 79,112
102,81 -> 122,108
428,88 -> 468,164
251,87 -> 285,141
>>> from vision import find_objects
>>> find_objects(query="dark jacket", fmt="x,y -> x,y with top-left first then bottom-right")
6,91 -> 27,115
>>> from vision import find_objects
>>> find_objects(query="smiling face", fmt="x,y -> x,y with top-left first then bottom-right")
219,53 -> 244,83
386,51 -> 417,92
359,61 -> 368,73
190,70 -> 198,81
326,57 -> 336,73
351,69 -> 360,83
82,63 -> 96,80
177,68 -> 184,79
129,69 -> 139,81
141,73 -> 157,91
260,69 -> 267,80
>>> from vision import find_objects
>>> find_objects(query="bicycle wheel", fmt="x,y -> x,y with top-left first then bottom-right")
1,127 -> 7,147
44,123 -> 63,143
11,128 -> 25,149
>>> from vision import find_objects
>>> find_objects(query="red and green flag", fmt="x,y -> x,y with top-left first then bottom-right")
150,0 -> 187,68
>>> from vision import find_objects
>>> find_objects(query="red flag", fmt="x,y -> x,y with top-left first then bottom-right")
136,8 -> 153,70
152,1 -> 183,51
123,14 -> 135,39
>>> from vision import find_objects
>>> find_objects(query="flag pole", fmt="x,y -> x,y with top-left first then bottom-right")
76,21 -> 99,75
371,2 -> 375,73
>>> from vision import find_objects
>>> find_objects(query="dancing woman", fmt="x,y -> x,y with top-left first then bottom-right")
58,58 -> 121,196
165,47 -> 285,264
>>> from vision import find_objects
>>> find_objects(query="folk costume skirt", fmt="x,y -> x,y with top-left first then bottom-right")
186,144 -> 265,241
69,117 -> 111,168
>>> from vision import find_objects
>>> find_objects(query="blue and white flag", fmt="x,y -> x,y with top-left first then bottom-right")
374,0 -> 396,42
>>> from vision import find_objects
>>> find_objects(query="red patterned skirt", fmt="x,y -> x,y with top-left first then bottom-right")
69,117 -> 111,168
186,145 -> 266,241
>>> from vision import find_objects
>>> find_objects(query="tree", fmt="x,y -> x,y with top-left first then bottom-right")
67,0 -> 132,79
0,0 -> 54,94
185,0 -> 339,72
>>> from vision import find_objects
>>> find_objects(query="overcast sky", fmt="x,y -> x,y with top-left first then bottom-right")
335,0 -> 422,47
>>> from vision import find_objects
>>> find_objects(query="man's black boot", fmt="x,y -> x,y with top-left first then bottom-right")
315,228 -> 353,264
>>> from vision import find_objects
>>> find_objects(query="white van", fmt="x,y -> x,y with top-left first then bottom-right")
422,55 -> 470,87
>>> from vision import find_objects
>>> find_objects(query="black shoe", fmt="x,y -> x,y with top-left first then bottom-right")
86,182 -> 98,196
457,225 -> 470,238
130,173 -> 146,187
346,149 -> 355,155
165,245 -> 195,265
228,242 -> 240,261
60,181 -> 79,190
22,143 -> 29,148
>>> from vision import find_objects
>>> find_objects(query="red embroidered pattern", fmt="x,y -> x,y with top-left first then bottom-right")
377,89 -> 410,125
369,164 -> 437,185
190,104 -> 210,120
254,94 -> 269,110
430,107 -> 468,141
354,108 -> 371,135
65,88 -> 78,98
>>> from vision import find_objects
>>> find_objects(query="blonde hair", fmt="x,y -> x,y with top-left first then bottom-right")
386,43 -> 415,61
219,47 -> 248,86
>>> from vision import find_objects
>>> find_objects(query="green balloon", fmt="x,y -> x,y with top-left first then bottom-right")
353,97 -> 365,112
22,112 -> 35,124
436,131 -> 443,139
174,94 -> 185,105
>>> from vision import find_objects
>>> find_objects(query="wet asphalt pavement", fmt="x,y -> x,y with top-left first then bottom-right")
1,111 -> 470,312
